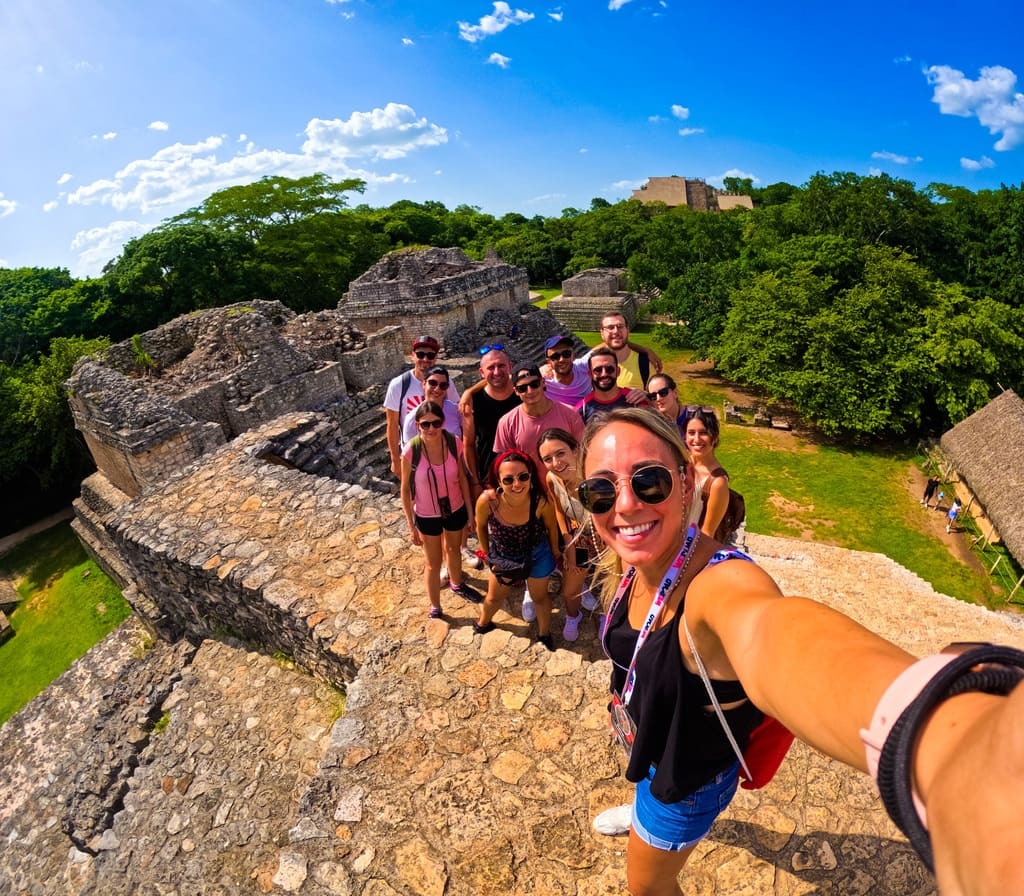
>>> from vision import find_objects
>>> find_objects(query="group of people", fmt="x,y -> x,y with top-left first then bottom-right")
384,319 -> 1024,896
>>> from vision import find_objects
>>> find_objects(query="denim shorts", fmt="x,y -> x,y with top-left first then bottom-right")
631,762 -> 739,851
528,540 -> 556,579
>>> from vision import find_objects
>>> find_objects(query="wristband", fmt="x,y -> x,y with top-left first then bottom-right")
860,643 -> 1024,871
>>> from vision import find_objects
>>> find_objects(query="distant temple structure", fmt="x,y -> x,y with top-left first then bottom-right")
631,176 -> 753,211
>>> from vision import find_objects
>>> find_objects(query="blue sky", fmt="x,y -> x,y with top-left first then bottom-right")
1,0 -> 1022,277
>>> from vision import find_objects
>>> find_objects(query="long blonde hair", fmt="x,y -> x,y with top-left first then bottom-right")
578,408 -> 696,606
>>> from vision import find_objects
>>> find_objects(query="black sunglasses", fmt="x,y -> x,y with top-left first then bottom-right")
647,386 -> 672,400
418,419 -> 443,429
578,465 -> 675,515
478,343 -> 505,355
546,349 -> 573,361
514,379 -> 543,394
425,379 -> 449,389
500,471 -> 532,485
591,364 -> 617,375
414,351 -> 437,360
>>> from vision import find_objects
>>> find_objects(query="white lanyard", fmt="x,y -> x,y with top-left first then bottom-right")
603,524 -> 700,705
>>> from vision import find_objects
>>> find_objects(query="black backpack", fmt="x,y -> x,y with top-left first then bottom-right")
701,469 -> 746,543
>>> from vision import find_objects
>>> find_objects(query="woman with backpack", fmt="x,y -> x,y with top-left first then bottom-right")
472,449 -> 561,650
401,401 -> 482,619
580,407 -> 1024,896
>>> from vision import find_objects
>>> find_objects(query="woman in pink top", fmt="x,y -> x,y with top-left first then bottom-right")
401,401 -> 482,618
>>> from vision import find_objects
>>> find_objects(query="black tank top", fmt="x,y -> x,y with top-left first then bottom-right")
607,549 -> 764,802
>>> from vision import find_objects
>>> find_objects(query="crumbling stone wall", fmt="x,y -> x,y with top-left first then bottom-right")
342,247 -> 528,344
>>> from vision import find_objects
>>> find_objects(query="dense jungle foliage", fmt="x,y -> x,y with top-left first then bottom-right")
1,171 -> 1022,531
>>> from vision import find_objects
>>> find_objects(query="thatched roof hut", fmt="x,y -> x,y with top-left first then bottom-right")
940,390 -> 1024,568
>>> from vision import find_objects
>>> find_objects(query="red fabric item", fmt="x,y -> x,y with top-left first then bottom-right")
739,715 -> 795,790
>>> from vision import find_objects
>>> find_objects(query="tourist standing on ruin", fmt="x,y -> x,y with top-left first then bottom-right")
683,407 -> 734,539
401,401 -> 482,618
461,347 -> 521,496
580,407 -> 1024,896
542,330 -> 661,403
401,365 -> 462,445
493,364 -> 584,474
384,335 -> 459,477
537,428 -> 602,641
645,373 -> 691,438
472,449 -> 562,650
540,334 -> 596,406
593,312 -> 661,389
578,348 -> 647,424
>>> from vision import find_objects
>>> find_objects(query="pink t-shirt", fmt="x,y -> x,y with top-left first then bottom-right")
403,435 -> 466,518
493,401 -> 585,473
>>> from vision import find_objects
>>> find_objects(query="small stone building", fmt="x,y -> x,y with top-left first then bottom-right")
940,389 -> 1024,571
545,268 -> 638,332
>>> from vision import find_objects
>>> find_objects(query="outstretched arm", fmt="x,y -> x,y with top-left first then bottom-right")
690,562 -> 1024,895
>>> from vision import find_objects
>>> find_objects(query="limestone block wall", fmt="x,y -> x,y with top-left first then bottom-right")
98,417 -> 411,686
546,294 -> 638,333
561,269 -> 625,297
69,362 -> 227,498
339,325 -> 405,391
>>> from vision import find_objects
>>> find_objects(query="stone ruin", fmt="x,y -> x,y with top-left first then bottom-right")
545,268 -> 639,332
6,247 -> 1024,894
342,246 -> 529,347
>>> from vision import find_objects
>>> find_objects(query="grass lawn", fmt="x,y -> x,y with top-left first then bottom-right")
0,524 -> 131,726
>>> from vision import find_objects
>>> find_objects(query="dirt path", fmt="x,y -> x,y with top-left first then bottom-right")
0,508 -> 74,560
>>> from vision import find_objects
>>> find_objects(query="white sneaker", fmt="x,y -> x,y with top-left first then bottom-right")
581,589 -> 600,612
462,546 -> 484,570
521,594 -> 536,622
593,804 -> 632,836
562,611 -> 583,642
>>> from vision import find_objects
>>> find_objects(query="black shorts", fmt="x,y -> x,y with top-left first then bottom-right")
415,504 -> 469,537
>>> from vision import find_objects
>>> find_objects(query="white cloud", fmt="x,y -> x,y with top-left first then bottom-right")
549,9 -> 564,21
101,131 -> 117,140
303,103 -> 447,161
43,200 -> 59,212
648,115 -> 665,123
579,147 -> 588,153
671,104 -> 689,120
487,52 -> 511,68
57,172 -> 72,185
612,179 -> 645,192
678,127 -> 704,137
237,133 -> 248,142
525,192 -> 565,204
71,220 -> 152,276
74,61 -> 102,73
0,193 -> 16,217
434,169 -> 443,175
868,166 -> 883,177
961,155 -> 996,171
458,3 -> 534,43
893,55 -> 912,65
871,150 -> 922,165
66,104 -> 443,216
926,64 -> 1024,151
402,37 -> 414,46
148,120 -> 170,131
35,65 -> 44,74
609,0 -> 633,9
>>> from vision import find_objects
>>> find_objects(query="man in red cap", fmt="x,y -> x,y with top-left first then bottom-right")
384,335 -> 459,477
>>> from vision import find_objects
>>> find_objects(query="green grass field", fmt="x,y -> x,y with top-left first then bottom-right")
0,524 -> 131,726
